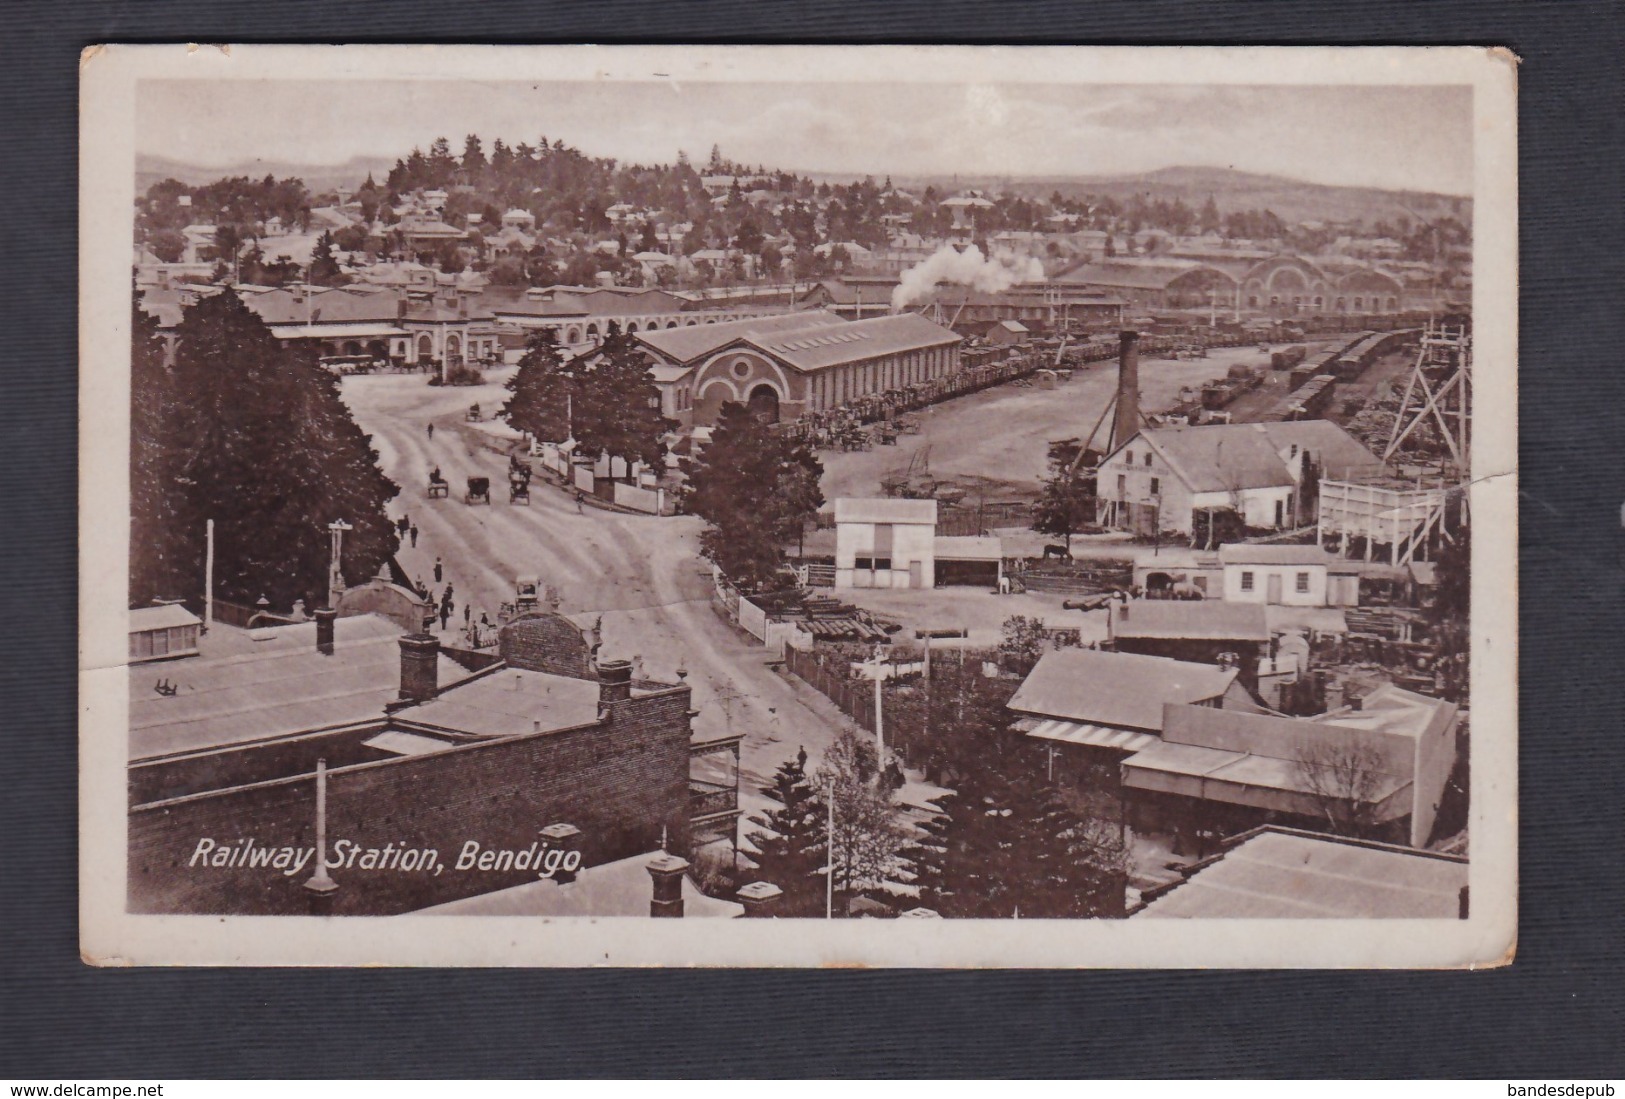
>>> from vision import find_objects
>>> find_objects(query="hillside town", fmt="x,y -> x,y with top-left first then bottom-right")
128,127 -> 1474,922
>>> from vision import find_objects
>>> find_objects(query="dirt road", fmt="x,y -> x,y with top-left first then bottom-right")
341,370 -> 853,831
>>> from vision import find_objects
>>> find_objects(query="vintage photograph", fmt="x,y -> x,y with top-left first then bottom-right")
79,45 -> 1517,966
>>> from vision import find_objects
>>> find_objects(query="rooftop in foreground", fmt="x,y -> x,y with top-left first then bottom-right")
129,615 -> 468,761
1134,827 -> 1468,919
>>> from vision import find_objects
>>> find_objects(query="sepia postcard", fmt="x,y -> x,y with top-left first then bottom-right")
79,44 -> 1517,967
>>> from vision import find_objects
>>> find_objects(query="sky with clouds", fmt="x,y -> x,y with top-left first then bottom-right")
138,80 -> 1473,195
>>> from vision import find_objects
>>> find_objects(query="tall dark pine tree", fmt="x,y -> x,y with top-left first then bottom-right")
132,290 -> 399,610
742,748 -> 829,917
307,230 -> 342,285
131,302 -> 185,602
500,328 -> 576,443
573,326 -> 672,481
1032,437 -> 1097,550
681,401 -> 825,592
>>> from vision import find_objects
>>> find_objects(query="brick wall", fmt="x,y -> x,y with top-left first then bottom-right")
498,612 -> 596,679
128,684 -> 694,916
130,722 -> 389,805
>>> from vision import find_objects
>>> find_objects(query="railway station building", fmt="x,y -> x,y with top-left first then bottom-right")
636,308 -> 962,429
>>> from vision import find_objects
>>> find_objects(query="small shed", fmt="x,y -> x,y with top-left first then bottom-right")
833,497 -> 938,589
985,319 -> 1030,346
129,603 -> 202,664
931,535 -> 1004,588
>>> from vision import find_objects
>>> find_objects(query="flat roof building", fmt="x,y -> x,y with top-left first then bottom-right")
1134,826 -> 1468,919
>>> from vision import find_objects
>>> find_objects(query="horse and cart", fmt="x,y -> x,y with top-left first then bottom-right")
507,454 -> 533,504
427,466 -> 450,499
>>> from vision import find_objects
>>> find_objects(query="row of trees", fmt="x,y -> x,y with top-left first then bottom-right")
499,325 -> 672,481
132,292 -> 400,610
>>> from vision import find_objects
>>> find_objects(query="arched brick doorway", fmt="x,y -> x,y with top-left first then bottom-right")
747,383 -> 781,424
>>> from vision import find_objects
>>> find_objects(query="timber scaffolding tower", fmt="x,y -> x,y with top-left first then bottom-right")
1318,318 -> 1471,566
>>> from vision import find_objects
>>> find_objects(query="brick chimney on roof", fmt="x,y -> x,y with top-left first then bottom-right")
398,633 -> 440,701
315,607 -> 337,656
597,658 -> 633,706
646,853 -> 689,918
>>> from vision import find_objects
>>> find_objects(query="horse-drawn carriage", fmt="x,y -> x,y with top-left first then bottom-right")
427,467 -> 449,499
466,402 -> 483,422
507,454 -> 533,504
465,476 -> 491,505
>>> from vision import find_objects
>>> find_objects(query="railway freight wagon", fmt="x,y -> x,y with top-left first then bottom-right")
1333,328 -> 1421,380
1270,344 -> 1308,371
1266,373 -> 1339,422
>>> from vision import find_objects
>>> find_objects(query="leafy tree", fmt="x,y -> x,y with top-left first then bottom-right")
733,216 -> 765,256
998,615 -> 1052,674
742,748 -> 829,916
130,290 -> 399,610
1032,436 -> 1096,549
572,326 -> 672,480
307,230 -> 342,285
500,328 -> 575,443
681,400 -> 825,591
436,241 -> 465,274
813,729 -> 910,916
145,228 -> 187,264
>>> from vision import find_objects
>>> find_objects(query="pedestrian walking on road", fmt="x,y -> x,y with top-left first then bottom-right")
409,524 -> 418,548
463,604 -> 472,625
433,556 -> 443,583
396,515 -> 407,536
427,422 -> 435,441
574,489 -> 584,514
439,600 -> 451,631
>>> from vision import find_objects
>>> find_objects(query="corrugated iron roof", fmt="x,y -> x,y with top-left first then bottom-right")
1112,600 -> 1271,641
637,309 -> 846,364
1007,649 -> 1237,733
1135,829 -> 1468,919
129,604 -> 201,632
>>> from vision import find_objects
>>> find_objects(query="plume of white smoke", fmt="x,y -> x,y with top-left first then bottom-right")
890,245 -> 1046,312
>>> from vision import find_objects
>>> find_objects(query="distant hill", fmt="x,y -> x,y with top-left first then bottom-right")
136,153 -> 397,196
899,165 -> 1472,228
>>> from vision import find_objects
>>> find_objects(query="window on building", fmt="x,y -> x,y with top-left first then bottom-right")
1123,449 -> 1133,465
1296,571 -> 1311,593
1149,477 -> 1160,496
873,558 -> 892,571
1116,474 -> 1126,497
1143,452 -> 1153,467
1290,444 -> 1298,458
855,557 -> 873,571
1240,571 -> 1255,592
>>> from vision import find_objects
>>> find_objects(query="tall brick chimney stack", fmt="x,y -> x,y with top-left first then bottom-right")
597,658 -> 634,706
737,881 -> 784,918
398,633 -> 441,701
539,822 -> 582,887
1112,330 -> 1141,451
315,607 -> 337,656
646,853 -> 689,918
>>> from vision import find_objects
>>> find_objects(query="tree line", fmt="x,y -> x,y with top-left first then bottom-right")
131,292 -> 399,611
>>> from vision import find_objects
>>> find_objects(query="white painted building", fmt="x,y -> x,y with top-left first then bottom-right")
1218,544 -> 1359,607
833,498 -> 938,590
1097,421 -> 1386,537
